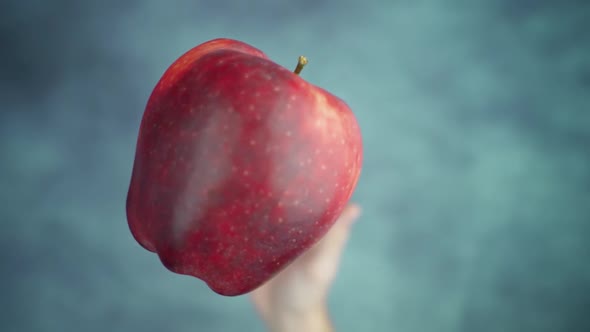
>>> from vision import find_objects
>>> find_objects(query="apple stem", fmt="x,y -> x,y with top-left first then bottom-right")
293,56 -> 308,75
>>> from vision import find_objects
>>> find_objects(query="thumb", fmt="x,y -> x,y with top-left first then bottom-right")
312,204 -> 361,262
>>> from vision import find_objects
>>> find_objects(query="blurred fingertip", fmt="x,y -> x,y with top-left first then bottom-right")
345,203 -> 361,223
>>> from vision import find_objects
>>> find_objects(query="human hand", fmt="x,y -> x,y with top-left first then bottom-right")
250,204 -> 361,332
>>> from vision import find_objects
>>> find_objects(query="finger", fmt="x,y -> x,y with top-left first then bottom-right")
312,204 -> 361,261
249,286 -> 271,317
338,204 -> 361,226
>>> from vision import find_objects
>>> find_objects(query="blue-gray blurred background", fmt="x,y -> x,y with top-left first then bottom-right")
2,0 -> 589,331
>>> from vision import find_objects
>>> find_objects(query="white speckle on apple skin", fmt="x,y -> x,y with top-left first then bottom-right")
249,139 -> 256,145
285,131 -> 292,137
273,86 -> 281,92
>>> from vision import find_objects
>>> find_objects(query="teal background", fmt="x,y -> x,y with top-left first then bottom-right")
2,0 -> 589,331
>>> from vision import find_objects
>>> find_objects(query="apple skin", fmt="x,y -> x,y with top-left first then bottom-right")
126,38 -> 362,296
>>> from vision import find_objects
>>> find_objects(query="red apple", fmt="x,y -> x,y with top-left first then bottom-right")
126,38 -> 362,296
